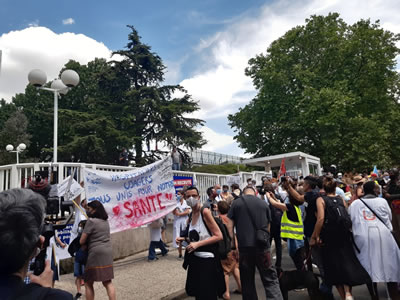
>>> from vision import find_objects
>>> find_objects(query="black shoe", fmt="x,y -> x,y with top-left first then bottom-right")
74,292 -> 82,299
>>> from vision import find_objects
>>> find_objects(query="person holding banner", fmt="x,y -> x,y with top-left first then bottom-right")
80,200 -> 116,300
176,186 -> 225,300
173,190 -> 190,258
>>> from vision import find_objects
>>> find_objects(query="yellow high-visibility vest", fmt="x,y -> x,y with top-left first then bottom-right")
280,205 -> 304,240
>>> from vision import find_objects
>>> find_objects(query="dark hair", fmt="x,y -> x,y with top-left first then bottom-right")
363,181 -> 377,195
263,183 -> 274,193
304,176 -> 317,189
187,186 -> 199,196
79,220 -> 87,228
317,177 -> 324,189
243,186 -> 256,194
217,201 -> 230,214
323,177 -> 336,194
222,185 -> 229,189
206,186 -> 214,197
0,189 -> 46,275
231,183 -> 240,190
87,200 -> 108,220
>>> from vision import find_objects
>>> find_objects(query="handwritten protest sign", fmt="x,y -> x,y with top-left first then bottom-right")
57,175 -> 83,200
84,157 -> 176,233
227,175 -> 241,187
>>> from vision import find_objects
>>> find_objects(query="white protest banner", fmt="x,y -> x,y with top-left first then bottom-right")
57,175 -> 83,200
227,175 -> 241,186
84,157 -> 175,233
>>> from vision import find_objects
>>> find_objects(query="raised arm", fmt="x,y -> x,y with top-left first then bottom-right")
267,192 -> 288,211
310,197 -> 325,246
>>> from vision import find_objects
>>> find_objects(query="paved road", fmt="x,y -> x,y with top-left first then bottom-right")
184,247 -> 389,300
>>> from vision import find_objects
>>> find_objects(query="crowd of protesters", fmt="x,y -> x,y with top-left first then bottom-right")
174,168 -> 400,300
2,166 -> 400,300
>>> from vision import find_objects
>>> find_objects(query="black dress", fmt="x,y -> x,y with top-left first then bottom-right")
320,196 -> 371,286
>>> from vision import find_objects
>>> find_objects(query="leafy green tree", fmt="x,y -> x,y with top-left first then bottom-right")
8,26 -> 205,166
101,25 -> 205,166
229,13 -> 400,171
0,110 -> 31,164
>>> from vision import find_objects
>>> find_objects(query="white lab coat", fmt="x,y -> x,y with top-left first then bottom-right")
349,196 -> 400,282
172,200 -> 190,248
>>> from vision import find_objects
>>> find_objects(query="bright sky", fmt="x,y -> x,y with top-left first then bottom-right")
0,0 -> 399,157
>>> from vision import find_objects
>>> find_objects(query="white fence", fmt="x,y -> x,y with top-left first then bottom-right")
0,162 -> 268,201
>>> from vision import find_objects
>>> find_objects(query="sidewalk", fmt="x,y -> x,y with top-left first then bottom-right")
55,246 -> 187,300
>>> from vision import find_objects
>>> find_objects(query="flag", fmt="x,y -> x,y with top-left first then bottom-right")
278,158 -> 286,179
372,165 -> 378,175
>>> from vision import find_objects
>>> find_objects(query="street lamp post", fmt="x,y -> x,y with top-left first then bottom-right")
6,143 -> 26,164
28,69 -> 79,163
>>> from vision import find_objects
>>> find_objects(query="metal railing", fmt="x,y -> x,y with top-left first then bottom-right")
0,162 -> 268,200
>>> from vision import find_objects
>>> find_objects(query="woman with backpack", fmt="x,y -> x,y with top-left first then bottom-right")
176,186 -> 225,300
311,177 -> 370,300
349,181 -> 400,300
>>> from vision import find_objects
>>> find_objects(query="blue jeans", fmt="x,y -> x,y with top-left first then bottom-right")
287,238 -> 304,258
148,240 -> 168,260
172,163 -> 180,170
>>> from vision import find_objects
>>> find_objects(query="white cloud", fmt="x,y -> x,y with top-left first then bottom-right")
62,18 -> 75,25
0,26 -> 112,100
179,0 -> 400,154
28,20 -> 39,27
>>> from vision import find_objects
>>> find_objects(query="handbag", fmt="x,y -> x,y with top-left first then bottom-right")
360,198 -> 400,249
240,197 -> 270,247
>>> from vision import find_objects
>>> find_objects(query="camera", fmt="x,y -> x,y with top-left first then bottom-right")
28,170 -> 75,275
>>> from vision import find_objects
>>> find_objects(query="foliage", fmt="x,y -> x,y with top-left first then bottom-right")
228,13 -> 400,171
0,110 -> 31,164
190,163 -> 262,175
6,26 -> 205,165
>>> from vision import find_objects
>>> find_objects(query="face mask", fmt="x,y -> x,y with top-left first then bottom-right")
384,176 -> 389,180
216,189 -> 222,195
78,227 -> 83,234
272,183 -> 277,188
177,195 -> 181,201
223,189 -> 228,193
186,196 -> 199,208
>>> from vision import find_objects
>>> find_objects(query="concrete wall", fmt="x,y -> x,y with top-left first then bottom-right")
60,224 -> 173,274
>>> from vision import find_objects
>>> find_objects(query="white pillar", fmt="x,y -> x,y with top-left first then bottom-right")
53,90 -> 58,163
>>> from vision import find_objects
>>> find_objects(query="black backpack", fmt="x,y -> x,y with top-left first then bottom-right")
322,195 -> 352,237
187,207 -> 232,259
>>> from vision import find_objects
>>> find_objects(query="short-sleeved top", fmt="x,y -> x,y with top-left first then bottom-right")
303,189 -> 320,237
228,195 -> 271,248
83,218 -> 111,252
0,275 -> 73,300
174,200 -> 190,221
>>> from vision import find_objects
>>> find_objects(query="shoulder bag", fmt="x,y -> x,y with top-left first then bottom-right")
240,197 -> 270,247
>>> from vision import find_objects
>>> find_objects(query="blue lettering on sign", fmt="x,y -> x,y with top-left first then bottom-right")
138,186 -> 152,195
116,190 -> 133,201
110,165 -> 157,182
157,180 -> 174,192
123,175 -> 153,190
57,224 -> 73,244
88,194 -> 111,204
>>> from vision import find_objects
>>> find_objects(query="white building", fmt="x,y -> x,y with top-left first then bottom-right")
243,151 -> 321,178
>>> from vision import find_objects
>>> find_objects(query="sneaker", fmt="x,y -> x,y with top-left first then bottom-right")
74,292 -> 82,299
148,257 -> 159,262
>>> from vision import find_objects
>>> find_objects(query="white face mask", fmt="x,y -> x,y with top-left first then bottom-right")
78,227 -> 83,234
186,196 -> 200,208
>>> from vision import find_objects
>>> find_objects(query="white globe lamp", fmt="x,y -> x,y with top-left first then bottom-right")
6,144 -> 14,152
61,69 -> 80,87
28,69 -> 47,87
51,79 -> 68,95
